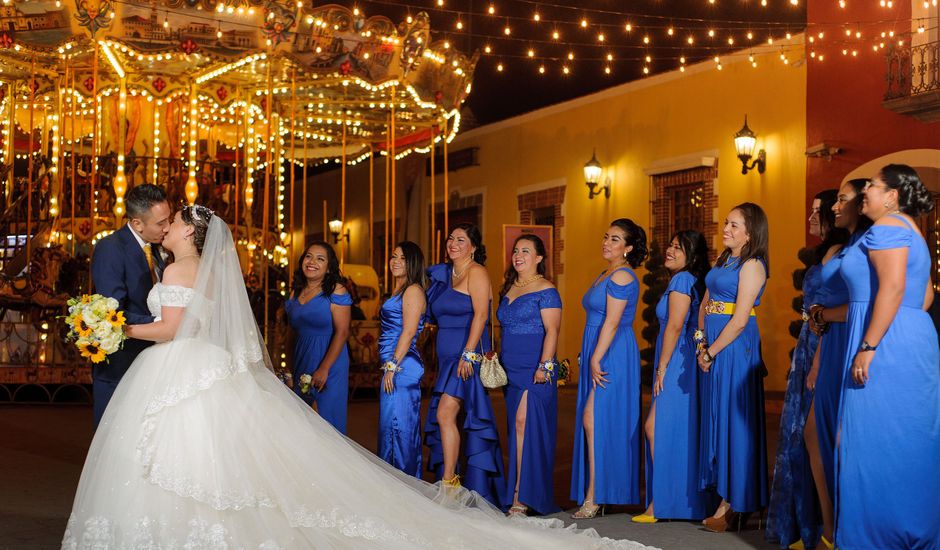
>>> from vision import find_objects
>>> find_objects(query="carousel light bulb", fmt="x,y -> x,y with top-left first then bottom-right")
533,12 -> 540,21
552,30 -> 559,40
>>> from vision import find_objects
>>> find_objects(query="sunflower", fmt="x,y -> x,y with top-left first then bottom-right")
79,341 -> 106,363
80,294 -> 93,304
73,313 -> 93,338
107,309 -> 125,328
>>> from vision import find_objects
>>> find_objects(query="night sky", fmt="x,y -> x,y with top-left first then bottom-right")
358,0 -> 807,124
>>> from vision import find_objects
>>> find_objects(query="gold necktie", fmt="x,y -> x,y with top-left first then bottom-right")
143,244 -> 157,284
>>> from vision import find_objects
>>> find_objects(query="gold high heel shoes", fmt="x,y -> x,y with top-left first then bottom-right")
571,499 -> 605,519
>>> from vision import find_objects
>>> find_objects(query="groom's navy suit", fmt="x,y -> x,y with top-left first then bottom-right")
89,224 -> 165,428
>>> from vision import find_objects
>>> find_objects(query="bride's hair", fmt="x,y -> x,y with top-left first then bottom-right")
179,204 -> 215,255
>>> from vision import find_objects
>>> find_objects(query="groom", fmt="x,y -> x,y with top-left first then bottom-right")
89,184 -> 170,428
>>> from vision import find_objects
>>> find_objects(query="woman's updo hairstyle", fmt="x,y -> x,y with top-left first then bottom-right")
610,218 -> 649,269
879,164 -> 935,218
179,204 -> 214,255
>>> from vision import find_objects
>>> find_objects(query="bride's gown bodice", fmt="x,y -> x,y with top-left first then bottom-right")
146,283 -> 195,321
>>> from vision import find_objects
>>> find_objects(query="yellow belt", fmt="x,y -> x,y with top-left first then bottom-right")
704,299 -> 756,317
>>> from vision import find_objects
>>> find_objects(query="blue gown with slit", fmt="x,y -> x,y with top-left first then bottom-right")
284,291 -> 353,434
497,287 -> 563,515
699,256 -> 769,513
766,263 -> 822,547
377,291 -> 425,478
836,217 -> 940,550
813,231 -> 862,511
423,264 -> 506,506
645,270 -> 717,520
571,267 -> 641,506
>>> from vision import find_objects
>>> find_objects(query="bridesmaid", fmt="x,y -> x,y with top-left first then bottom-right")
496,234 -> 562,517
697,203 -> 769,532
765,190 -> 845,548
635,230 -> 715,523
424,223 -> 505,505
804,179 -> 871,549
285,241 -> 352,434
836,164 -> 940,549
570,219 -> 648,518
378,241 -> 428,477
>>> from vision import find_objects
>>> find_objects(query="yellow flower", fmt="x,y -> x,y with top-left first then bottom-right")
80,294 -> 93,305
107,310 -> 125,328
73,314 -> 93,338
79,341 -> 107,363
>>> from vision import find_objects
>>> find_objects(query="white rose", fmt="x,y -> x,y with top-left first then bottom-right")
100,332 -> 122,354
105,297 -> 119,311
93,322 -> 112,340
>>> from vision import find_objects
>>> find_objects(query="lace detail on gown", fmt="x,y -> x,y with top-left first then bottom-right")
146,283 -> 196,321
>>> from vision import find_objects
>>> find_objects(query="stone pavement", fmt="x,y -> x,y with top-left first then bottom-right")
0,388 -> 781,549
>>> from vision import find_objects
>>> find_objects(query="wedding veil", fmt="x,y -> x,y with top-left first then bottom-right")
175,215 -> 271,374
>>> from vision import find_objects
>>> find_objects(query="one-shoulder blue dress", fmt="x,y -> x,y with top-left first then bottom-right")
423,264 -> 505,506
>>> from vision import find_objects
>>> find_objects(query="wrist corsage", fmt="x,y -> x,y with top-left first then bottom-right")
461,349 -> 484,364
381,357 -> 402,373
537,359 -> 558,381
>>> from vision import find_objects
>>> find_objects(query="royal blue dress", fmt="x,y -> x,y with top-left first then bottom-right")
571,267 -> 641,506
766,263 -> 823,547
645,271 -> 716,520
836,217 -> 940,550
284,291 -> 353,434
700,256 -> 769,513
497,287 -> 563,515
377,290 -> 425,478
423,265 -> 505,506
813,232 -> 862,505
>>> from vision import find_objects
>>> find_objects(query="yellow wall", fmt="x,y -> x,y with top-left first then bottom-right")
301,41 -> 808,392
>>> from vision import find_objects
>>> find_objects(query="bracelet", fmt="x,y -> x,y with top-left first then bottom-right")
702,349 -> 714,363
656,366 -> 667,377
810,304 -> 826,326
461,349 -> 484,364
538,359 -> 557,380
381,357 -> 402,373
696,340 -> 709,355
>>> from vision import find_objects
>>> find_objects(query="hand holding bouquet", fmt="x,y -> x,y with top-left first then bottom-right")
63,294 -> 126,363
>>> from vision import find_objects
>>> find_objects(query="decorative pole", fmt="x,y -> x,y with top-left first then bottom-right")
70,70 -> 77,255
289,71 -> 296,276
340,87 -> 347,268
443,116 -> 449,235
262,62 -> 273,341
430,124 -> 435,263
368,147 -> 373,271
390,85 -> 396,250
302,130 -> 307,245
26,57 -> 36,263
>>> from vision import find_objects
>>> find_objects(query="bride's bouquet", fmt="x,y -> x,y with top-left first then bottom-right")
63,294 -> 126,363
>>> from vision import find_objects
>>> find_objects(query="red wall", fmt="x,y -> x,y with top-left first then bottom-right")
807,0 -> 940,220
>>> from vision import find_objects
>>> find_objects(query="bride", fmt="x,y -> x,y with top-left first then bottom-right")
63,205 -> 654,550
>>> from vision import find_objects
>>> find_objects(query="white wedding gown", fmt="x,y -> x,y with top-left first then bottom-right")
63,219 -> 656,550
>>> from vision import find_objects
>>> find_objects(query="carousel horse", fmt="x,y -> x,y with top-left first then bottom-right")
0,245 -> 71,310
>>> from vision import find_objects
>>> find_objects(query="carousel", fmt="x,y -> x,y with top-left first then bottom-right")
0,0 -> 476,402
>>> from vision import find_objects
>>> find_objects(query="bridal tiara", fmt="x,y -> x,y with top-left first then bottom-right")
185,204 -> 215,224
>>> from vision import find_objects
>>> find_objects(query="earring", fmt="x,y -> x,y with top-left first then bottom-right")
622,252 -> 628,259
